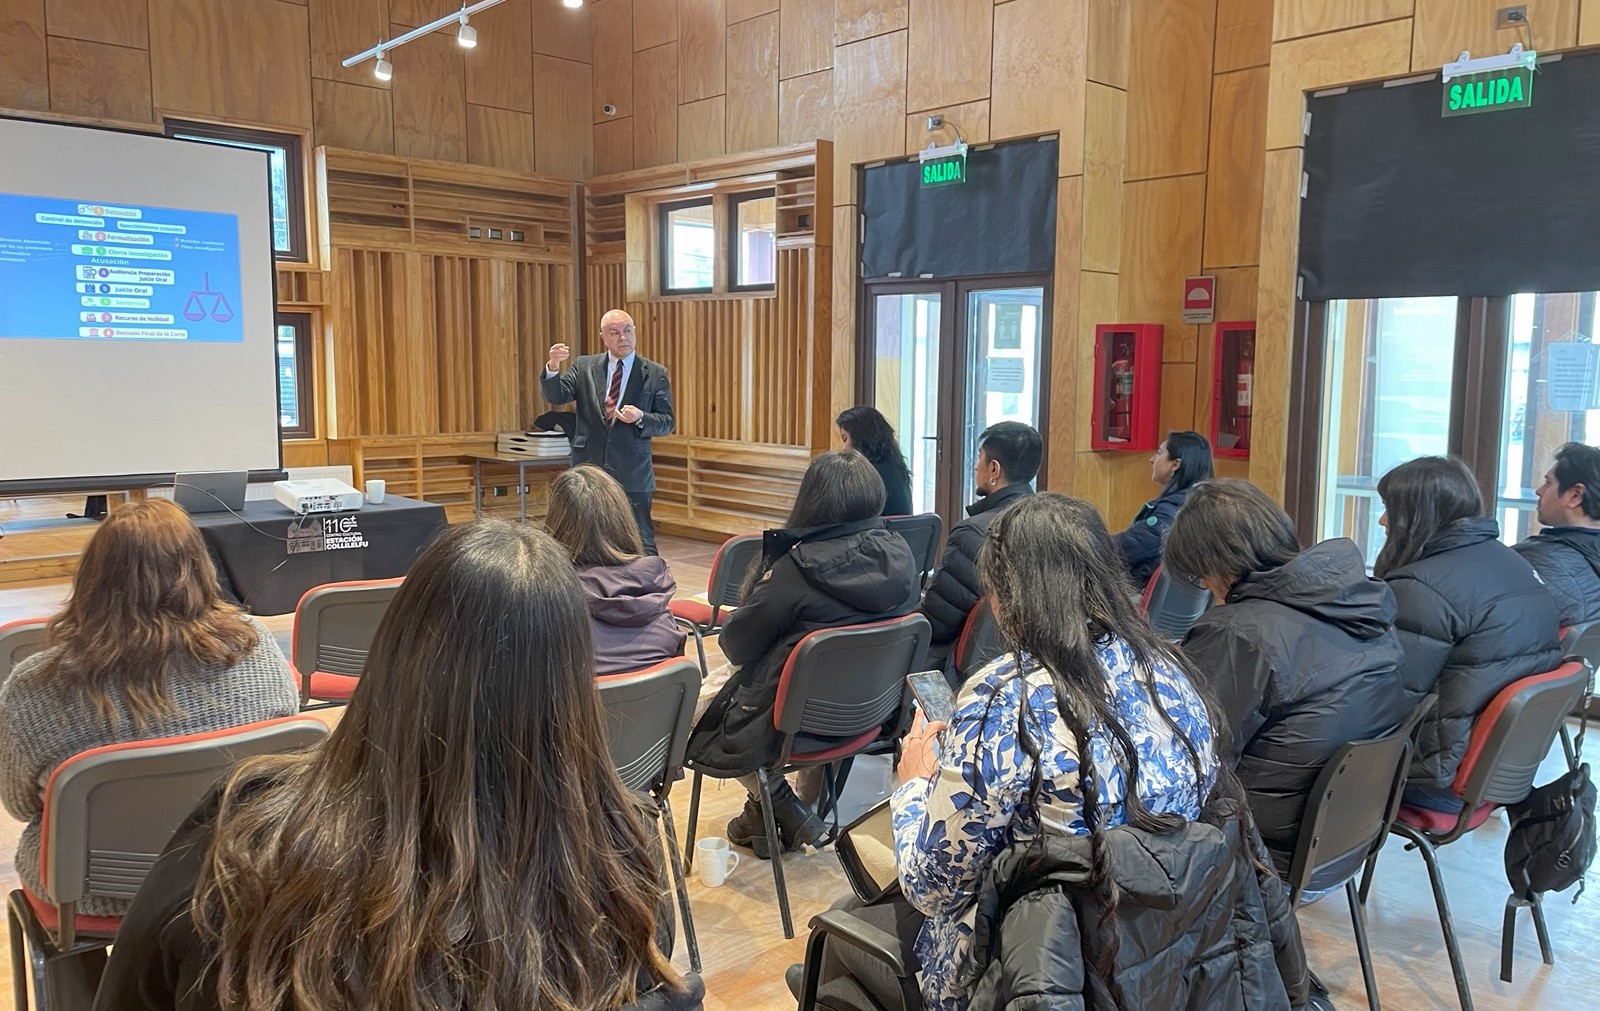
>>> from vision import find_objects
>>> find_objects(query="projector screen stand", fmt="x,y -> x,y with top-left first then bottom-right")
66,495 -> 108,520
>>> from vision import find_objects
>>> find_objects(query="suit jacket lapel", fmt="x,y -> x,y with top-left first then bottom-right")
592,355 -> 610,423
622,357 -> 647,408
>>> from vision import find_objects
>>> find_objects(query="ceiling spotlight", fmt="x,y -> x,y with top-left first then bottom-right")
562,0 -> 583,8
373,51 -> 393,81
456,13 -> 477,48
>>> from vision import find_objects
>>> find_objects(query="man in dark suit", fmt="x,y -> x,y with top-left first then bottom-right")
541,309 -> 675,554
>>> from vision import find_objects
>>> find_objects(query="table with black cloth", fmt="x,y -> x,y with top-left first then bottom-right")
190,496 -> 447,616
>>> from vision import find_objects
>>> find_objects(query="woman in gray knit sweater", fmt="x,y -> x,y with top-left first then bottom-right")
0,498 -> 299,916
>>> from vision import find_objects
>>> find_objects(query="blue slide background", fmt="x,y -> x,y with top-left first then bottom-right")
0,193 -> 243,344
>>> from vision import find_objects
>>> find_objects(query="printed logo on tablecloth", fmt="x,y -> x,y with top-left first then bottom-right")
287,515 -> 369,555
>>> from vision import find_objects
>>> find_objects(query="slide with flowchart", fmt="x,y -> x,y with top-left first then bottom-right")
0,193 -> 244,343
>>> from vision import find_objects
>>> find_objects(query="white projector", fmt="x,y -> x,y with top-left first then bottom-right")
273,478 -> 364,515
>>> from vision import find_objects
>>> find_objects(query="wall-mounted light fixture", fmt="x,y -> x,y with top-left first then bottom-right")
344,0 -> 584,79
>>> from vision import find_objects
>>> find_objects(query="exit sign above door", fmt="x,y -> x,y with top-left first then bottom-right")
1443,65 -> 1534,117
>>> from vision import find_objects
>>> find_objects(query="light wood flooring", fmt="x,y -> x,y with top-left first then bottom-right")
0,526 -> 1595,1010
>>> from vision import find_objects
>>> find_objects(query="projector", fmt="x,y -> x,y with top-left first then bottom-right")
273,478 -> 364,515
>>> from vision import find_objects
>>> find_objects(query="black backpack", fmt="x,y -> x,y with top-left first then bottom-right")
1504,761 -> 1596,900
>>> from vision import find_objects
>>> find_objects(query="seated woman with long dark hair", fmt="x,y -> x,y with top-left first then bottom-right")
836,405 -> 914,515
1374,456 -> 1561,812
686,449 -> 922,858
94,522 -> 698,1011
1111,430 -> 1213,588
546,464 -> 686,675
0,498 -> 298,917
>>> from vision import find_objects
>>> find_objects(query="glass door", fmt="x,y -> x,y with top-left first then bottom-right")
869,289 -> 945,515
960,286 -> 1045,506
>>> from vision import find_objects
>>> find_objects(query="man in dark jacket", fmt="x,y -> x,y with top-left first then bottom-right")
920,422 -> 1040,664
1514,441 -> 1600,626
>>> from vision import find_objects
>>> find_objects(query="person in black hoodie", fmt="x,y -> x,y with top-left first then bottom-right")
686,450 -> 922,857
1112,431 -> 1214,589
1164,478 -> 1411,867
1514,441 -> 1600,627
1375,456 -> 1562,812
835,406 -> 914,515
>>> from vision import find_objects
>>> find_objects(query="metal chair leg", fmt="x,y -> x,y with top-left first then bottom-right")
1500,897 -> 1519,984
8,904 -> 28,1011
658,796 -> 701,974
683,771 -> 704,874
757,767 -> 794,939
1357,849 -> 1380,905
1560,724 -> 1577,771
1346,879 -> 1381,1011
1530,892 -> 1555,966
1394,824 -> 1473,1011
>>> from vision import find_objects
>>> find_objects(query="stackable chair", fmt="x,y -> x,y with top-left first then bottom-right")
289,577 -> 403,708
1359,663 -> 1589,1011
949,597 -> 1005,688
596,657 -> 705,973
685,614 -> 931,939
7,716 -> 329,1011
669,533 -> 763,676
883,514 -> 944,588
0,619 -> 50,681
1139,565 -> 1213,642
1559,620 -> 1600,726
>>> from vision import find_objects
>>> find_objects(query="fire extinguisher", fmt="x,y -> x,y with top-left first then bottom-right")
1235,336 -> 1254,448
1109,347 -> 1135,442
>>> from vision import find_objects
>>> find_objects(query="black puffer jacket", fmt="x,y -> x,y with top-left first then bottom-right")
967,807 -> 1309,1011
1180,538 -> 1411,860
1112,484 -> 1190,589
1513,526 -> 1600,627
685,518 -> 921,775
920,483 -> 1033,643
1383,517 -> 1563,790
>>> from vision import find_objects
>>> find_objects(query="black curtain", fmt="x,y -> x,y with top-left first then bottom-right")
861,137 -> 1058,279
1300,50 -> 1600,300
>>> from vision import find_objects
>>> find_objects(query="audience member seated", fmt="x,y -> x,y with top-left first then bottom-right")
546,464 -> 687,674
919,421 -> 1040,671
836,405 -> 914,516
1374,456 -> 1562,814
803,493 -> 1308,1011
686,449 -> 921,858
0,498 -> 297,917
1162,478 -> 1411,869
1514,441 -> 1600,627
1111,430 -> 1214,589
93,521 -> 698,1011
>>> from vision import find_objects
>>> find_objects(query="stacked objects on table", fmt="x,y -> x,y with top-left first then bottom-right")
496,431 -> 570,458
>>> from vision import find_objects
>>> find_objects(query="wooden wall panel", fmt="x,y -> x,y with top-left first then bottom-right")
44,0 -> 146,49
1265,18 -> 1413,148
905,0 -> 991,113
634,42 -> 679,166
635,0 -> 678,50
990,0 -> 1085,173
389,28 -> 467,162
1411,0 -> 1578,71
778,68 -> 832,144
595,116 -> 636,173
1215,0 -> 1273,71
727,12 -> 779,151
678,0 -> 727,102
1081,82 -> 1124,275
1124,0 -> 1214,180
591,0 -> 634,119
1250,147 -> 1304,498
830,204 -> 857,422
1273,0 -> 1414,42
389,0 -> 436,28
314,80 -> 395,153
904,100 -> 989,154
836,0 -> 907,46
149,0 -> 313,129
534,55 -> 594,178
730,0 -> 780,24
1202,67 -> 1267,269
0,0 -> 49,112
467,104 -> 538,175
1584,1 -> 1600,44
534,0 -> 595,63
779,0 -> 833,79
678,95 -> 727,160
1087,0 -> 1130,89
1119,174 -> 1206,362
831,30 -> 905,200
465,0 -> 534,113
309,0 -> 389,88
47,36 -> 152,123
1050,174 -> 1084,468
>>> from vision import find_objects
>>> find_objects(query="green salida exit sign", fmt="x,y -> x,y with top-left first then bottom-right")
921,151 -> 967,187
1443,66 -> 1534,117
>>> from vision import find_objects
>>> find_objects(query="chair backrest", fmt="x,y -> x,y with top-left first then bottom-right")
596,658 -> 702,795
1140,565 -> 1213,641
41,715 -> 329,936
1455,661 -> 1590,807
1285,696 -> 1436,897
773,615 -> 932,747
884,513 -> 944,583
0,618 -> 50,680
705,534 -> 763,621
291,578 -> 403,698
953,597 -> 1006,685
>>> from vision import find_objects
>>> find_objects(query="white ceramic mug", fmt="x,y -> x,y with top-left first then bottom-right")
365,479 -> 386,504
695,837 -> 739,887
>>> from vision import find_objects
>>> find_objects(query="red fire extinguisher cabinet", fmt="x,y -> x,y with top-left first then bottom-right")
1210,321 -> 1257,460
1090,324 -> 1163,452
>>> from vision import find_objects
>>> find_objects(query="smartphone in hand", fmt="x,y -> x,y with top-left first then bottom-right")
906,670 -> 956,726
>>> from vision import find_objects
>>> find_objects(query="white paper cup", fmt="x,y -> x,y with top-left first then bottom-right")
695,837 -> 739,887
364,479 -> 386,504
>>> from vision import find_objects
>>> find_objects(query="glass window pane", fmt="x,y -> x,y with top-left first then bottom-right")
962,288 -> 1043,506
276,322 -> 300,429
735,195 -> 776,287
873,292 -> 941,515
173,132 -> 292,253
664,202 -> 715,291
1319,296 -> 1459,567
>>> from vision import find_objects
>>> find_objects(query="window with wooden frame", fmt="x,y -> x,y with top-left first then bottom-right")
275,311 -> 314,439
163,119 -> 307,262
729,190 -> 777,292
658,197 -> 716,295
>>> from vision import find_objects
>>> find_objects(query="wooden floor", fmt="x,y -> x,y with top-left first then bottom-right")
0,527 -> 1596,1010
